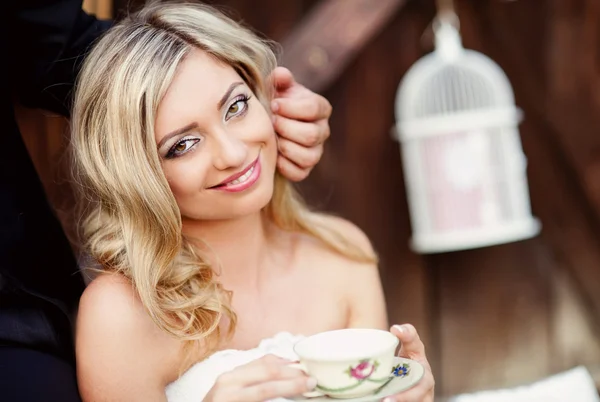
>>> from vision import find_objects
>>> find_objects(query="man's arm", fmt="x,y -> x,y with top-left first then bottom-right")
8,0 -> 113,116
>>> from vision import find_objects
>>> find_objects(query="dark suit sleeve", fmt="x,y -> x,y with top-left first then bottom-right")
8,0 -> 113,116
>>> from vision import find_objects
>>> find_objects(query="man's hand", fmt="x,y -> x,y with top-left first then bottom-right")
270,67 -> 332,182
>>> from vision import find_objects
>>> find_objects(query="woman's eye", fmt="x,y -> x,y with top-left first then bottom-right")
226,96 -> 250,120
229,101 -> 241,114
167,138 -> 201,158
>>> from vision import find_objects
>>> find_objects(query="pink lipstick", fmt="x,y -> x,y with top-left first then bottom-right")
211,156 -> 261,193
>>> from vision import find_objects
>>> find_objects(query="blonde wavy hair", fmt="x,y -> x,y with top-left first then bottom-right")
71,0 -> 377,360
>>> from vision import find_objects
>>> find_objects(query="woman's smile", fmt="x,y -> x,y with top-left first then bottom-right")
210,155 -> 262,193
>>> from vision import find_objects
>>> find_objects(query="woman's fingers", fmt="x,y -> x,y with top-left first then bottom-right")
391,324 -> 431,371
216,355 -> 304,387
229,376 -> 317,402
212,355 -> 317,402
386,324 -> 436,402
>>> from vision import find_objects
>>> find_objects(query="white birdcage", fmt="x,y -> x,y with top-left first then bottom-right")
393,15 -> 540,254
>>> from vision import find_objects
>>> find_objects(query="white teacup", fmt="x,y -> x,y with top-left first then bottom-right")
292,328 -> 399,399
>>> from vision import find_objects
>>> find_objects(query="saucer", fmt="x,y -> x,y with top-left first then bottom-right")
290,357 -> 425,401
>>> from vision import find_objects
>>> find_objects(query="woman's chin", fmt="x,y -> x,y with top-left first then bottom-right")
183,187 -> 274,222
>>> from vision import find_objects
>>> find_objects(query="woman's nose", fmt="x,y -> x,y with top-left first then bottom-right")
211,129 -> 248,171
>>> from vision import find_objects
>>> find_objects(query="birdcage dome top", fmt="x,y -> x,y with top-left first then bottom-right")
394,23 -> 522,141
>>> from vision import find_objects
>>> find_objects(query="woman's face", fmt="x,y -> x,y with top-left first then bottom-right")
154,49 -> 277,222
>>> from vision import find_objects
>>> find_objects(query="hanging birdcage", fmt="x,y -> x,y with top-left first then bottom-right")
393,10 -> 540,254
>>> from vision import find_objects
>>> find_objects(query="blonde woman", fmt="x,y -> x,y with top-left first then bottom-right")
72,2 -> 435,401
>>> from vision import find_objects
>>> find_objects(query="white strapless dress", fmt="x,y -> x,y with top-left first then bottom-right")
165,332 -> 306,402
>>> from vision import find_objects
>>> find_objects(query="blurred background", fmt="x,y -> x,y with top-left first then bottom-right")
15,0 -> 600,399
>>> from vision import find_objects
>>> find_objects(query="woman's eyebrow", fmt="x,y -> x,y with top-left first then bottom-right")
217,81 -> 244,110
158,122 -> 198,149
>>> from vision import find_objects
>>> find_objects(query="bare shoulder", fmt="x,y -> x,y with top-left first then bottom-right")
78,274 -> 158,339
309,213 -> 376,257
77,273 -> 180,401
300,214 -> 388,329
78,273 -> 151,339
79,272 -> 139,316
296,213 -> 379,277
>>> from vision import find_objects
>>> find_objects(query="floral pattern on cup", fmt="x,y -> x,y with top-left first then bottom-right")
392,362 -> 411,378
316,360 -> 411,394
347,359 -> 379,380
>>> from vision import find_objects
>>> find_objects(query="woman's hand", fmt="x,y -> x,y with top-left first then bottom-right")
270,67 -> 332,182
204,354 -> 317,402
383,324 -> 435,402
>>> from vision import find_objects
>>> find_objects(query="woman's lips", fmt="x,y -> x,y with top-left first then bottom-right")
211,157 -> 261,193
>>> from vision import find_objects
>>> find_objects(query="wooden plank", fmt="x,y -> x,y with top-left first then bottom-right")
551,264 -> 600,379
546,0 -> 600,108
83,0 -> 113,19
14,104 -> 80,255
463,0 -> 600,331
279,0 -> 407,92
433,240 -> 553,395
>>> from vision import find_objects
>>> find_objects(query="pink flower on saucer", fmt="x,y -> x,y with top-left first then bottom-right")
348,360 -> 376,380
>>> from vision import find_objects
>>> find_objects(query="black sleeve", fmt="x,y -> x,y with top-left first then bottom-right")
8,0 -> 113,116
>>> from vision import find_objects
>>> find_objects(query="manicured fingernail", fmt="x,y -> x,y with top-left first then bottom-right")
383,398 -> 394,402
393,324 -> 405,333
271,100 -> 279,112
306,377 -> 318,390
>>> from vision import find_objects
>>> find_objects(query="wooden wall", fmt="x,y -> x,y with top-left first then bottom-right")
18,0 -> 600,398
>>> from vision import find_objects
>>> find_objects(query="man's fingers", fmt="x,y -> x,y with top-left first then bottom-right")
271,66 -> 295,91
276,155 -> 311,182
277,137 -> 322,170
272,95 -> 332,122
273,115 -> 327,147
